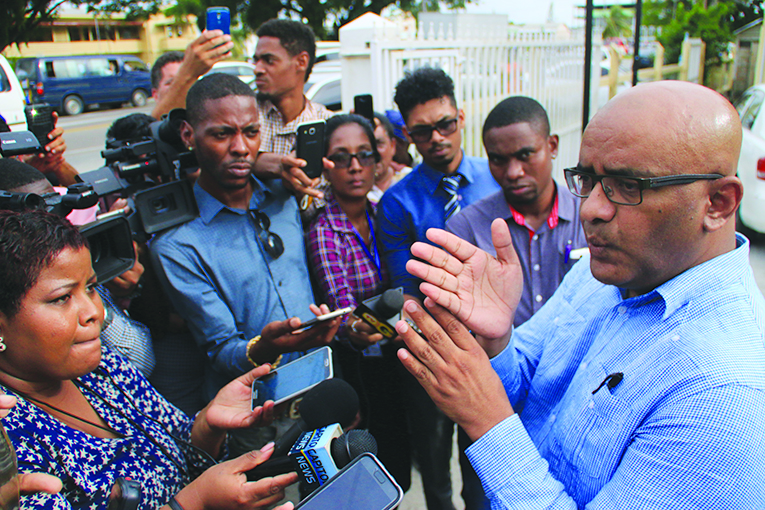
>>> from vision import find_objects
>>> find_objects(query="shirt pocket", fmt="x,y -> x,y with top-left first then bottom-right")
560,366 -> 631,481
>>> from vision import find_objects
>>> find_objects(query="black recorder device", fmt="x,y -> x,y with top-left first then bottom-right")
0,131 -> 41,157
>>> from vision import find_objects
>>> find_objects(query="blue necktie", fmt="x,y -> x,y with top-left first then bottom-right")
442,173 -> 463,221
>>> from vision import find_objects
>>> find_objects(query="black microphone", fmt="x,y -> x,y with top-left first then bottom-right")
353,288 -> 404,340
247,428 -> 378,482
270,378 -> 359,458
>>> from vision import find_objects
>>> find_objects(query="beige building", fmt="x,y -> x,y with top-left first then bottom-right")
3,8 -> 199,66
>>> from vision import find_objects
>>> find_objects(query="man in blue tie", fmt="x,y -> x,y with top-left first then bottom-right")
376,66 -> 499,510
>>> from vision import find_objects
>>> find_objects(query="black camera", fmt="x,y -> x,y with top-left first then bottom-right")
0,131 -> 41,157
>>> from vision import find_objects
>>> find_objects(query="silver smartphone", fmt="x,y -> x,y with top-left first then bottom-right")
251,346 -> 333,409
295,453 -> 403,510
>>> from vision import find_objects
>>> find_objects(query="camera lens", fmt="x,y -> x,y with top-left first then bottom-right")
308,127 -> 316,135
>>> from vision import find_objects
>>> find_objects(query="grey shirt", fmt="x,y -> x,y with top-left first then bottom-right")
446,181 -> 586,326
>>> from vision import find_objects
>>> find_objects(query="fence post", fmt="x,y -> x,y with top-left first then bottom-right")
697,41 -> 706,85
680,38 -> 690,81
608,44 -> 620,99
653,42 -> 664,81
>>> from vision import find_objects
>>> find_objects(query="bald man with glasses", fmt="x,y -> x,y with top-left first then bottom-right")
394,81 -> 765,509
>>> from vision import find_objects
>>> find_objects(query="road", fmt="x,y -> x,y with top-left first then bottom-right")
56,101 -> 765,510
58,102 -> 154,173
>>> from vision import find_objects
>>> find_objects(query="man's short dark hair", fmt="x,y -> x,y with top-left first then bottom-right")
483,96 -> 551,137
394,67 -> 457,123
186,73 -> 257,126
0,158 -> 47,191
151,51 -> 184,90
373,112 -> 395,141
256,19 -> 317,81
107,113 -> 155,143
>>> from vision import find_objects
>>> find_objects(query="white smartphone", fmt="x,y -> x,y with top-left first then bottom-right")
296,306 -> 352,330
294,453 -> 403,510
251,346 -> 333,409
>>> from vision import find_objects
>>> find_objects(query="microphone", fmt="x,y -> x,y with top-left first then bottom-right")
270,378 -> 359,458
247,427 -> 378,491
353,288 -> 404,340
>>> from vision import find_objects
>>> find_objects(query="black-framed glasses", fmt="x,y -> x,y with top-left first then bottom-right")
408,117 -> 459,144
327,150 -> 377,169
563,168 -> 724,206
251,210 -> 284,259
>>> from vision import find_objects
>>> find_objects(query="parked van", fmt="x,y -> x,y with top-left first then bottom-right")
15,55 -> 152,116
0,55 -> 27,130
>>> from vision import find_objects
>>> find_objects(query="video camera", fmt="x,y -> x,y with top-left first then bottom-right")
0,109 -> 199,283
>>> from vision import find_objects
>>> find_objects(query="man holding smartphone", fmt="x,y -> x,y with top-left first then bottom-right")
150,74 -> 340,458
250,19 -> 332,207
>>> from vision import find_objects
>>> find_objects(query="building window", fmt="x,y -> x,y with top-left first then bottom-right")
68,27 -> 83,41
118,26 -> 140,40
29,26 -> 54,42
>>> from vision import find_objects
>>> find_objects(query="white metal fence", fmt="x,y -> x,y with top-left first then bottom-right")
365,25 -> 597,178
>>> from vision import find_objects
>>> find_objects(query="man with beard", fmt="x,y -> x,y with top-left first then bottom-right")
447,96 -> 586,332
397,81 -> 765,508
251,19 -> 332,199
376,67 -> 499,510
150,74 -> 339,455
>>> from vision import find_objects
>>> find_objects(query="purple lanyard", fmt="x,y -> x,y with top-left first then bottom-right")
351,211 -> 382,282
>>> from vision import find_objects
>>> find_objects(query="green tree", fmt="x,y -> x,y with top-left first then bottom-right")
602,5 -> 633,40
2,0 -> 67,52
656,1 -> 732,67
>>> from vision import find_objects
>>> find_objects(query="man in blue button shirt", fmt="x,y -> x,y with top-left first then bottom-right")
376,67 -> 500,510
150,74 -> 339,455
396,81 -> 765,509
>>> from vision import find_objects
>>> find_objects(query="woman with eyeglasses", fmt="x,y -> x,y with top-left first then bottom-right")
306,113 -> 410,492
0,209 -> 297,510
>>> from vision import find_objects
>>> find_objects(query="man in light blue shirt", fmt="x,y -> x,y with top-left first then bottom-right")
396,81 -> 765,508
150,75 -> 339,454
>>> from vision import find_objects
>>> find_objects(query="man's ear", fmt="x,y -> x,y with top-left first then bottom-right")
180,120 -> 194,150
295,51 -> 310,75
548,134 -> 559,158
703,175 -> 743,232
458,108 -> 466,130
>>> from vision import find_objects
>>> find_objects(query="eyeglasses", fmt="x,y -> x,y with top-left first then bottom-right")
408,117 -> 459,144
251,210 -> 284,259
327,150 -> 377,170
563,168 -> 723,206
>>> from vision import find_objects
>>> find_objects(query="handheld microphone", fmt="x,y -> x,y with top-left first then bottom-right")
270,378 -> 359,458
353,288 -> 404,340
247,427 -> 378,489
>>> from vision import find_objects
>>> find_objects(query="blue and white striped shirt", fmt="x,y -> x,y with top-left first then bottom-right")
467,233 -> 765,509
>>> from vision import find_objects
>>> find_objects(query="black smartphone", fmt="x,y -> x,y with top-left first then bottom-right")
296,120 -> 326,179
206,7 -> 231,35
24,103 -> 54,151
294,453 -> 403,510
354,94 -> 374,122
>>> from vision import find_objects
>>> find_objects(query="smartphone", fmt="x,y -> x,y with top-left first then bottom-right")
296,306 -> 352,330
251,346 -> 333,409
296,120 -> 325,179
294,453 -> 403,510
24,103 -> 55,151
206,7 -> 231,35
354,94 -> 374,122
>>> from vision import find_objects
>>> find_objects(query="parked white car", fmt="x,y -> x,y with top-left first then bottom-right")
0,55 -> 27,131
208,61 -> 257,86
734,85 -> 765,236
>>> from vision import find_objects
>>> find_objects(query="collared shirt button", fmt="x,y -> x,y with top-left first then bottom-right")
535,294 -> 543,302
553,317 -> 559,324
579,362 -> 587,370
549,414 -> 556,422
532,234 -> 539,241
588,401 -> 595,409
618,306 -> 627,314
533,264 -> 540,271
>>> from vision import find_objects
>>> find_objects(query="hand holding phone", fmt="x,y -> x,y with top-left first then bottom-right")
296,307 -> 352,331
251,346 -> 333,409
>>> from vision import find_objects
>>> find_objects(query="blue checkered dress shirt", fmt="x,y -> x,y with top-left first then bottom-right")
467,233 -> 765,509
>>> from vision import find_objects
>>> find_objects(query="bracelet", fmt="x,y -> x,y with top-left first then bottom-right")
168,497 -> 185,510
349,318 -> 361,334
246,335 -> 283,368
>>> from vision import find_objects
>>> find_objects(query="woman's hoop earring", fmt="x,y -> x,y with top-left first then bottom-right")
0,336 -> 6,352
